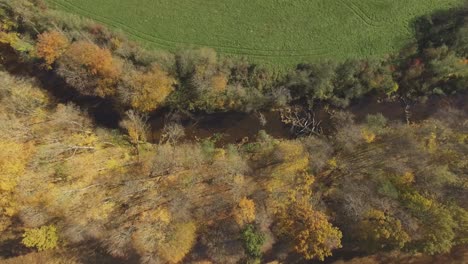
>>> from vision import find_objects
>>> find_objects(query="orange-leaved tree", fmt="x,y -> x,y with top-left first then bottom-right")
35,31 -> 69,67
57,41 -> 121,97
124,65 -> 176,113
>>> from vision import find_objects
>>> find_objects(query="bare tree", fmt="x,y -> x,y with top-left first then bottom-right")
160,122 -> 185,145
120,110 -> 149,157
255,111 -> 267,127
279,106 -> 322,136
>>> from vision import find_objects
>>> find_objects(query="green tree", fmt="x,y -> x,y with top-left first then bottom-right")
241,224 -> 265,258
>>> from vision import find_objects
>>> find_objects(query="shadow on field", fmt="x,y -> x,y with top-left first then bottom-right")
411,2 -> 468,51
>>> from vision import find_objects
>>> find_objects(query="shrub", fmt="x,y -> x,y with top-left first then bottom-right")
241,225 -> 265,258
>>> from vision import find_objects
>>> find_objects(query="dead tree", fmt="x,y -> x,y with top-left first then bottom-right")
401,97 -> 412,125
278,106 -> 322,136
159,122 -> 185,145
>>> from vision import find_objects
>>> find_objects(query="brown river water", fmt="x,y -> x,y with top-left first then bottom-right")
148,93 -> 467,145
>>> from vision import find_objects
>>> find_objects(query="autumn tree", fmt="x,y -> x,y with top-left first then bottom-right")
22,225 -> 59,251
210,73 -> 228,93
57,41 -> 122,97
0,140 -> 33,233
359,209 -> 410,252
158,222 -> 197,263
0,11 -> 33,53
130,207 -> 172,261
35,30 -> 69,67
263,140 -> 310,208
121,65 -> 176,113
120,110 -> 149,145
276,200 -> 342,261
233,197 -> 256,227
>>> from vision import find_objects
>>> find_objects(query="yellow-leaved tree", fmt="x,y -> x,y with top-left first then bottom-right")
359,209 -> 410,252
125,65 -> 176,113
22,225 -> 59,251
158,222 -> 197,263
276,200 -> 342,261
0,140 -> 33,232
233,197 -> 256,227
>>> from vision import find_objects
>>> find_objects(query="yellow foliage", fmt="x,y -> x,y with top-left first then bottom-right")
128,65 -> 176,112
402,191 -> 433,212
361,129 -> 376,143
0,17 -> 16,31
458,133 -> 468,144
22,225 -> 59,251
233,197 -> 256,227
327,157 -> 338,169
359,209 -> 410,250
233,174 -> 245,185
212,148 -> 226,160
0,31 -> 33,52
275,141 -> 305,161
276,200 -> 342,261
0,16 -> 32,52
0,140 -> 31,191
265,141 -> 312,210
274,156 -> 309,177
426,132 -> 437,153
85,202 -> 115,222
0,71 -> 49,119
387,82 -> 399,95
69,133 -> 98,147
120,110 -> 148,144
105,158 -> 121,171
210,73 -> 228,93
399,172 -> 415,185
140,207 -> 171,224
158,222 -> 197,263
154,208 -> 171,224
288,173 -> 315,202
35,31 -> 69,66
0,31 -> 19,45
109,37 -> 122,50
271,141 -> 309,177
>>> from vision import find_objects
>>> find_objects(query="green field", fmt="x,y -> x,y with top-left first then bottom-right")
46,0 -> 463,66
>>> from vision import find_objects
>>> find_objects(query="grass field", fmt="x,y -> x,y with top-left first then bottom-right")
46,0 -> 463,66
